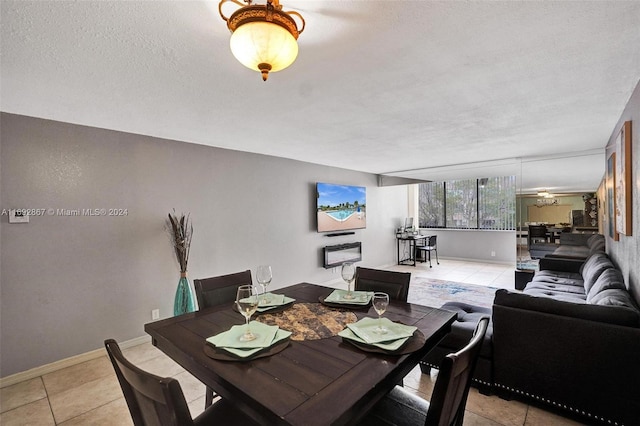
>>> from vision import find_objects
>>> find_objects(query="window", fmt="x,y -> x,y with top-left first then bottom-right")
446,179 -> 478,228
418,182 -> 444,227
478,176 -> 516,230
418,176 -> 515,230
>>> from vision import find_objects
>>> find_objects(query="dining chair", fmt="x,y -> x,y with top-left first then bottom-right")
415,235 -> 439,268
354,267 -> 411,302
357,317 -> 490,426
193,270 -> 253,310
193,269 -> 252,407
527,224 -> 549,248
104,339 -> 259,426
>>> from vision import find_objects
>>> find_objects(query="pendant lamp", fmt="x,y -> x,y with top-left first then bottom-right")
219,0 -> 305,81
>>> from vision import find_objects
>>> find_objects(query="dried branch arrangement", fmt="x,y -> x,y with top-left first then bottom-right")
167,210 -> 193,274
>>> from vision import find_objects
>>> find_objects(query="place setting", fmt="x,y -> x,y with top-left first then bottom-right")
255,265 -> 296,313
229,265 -> 295,314
319,263 -> 374,310
205,284 -> 292,361
338,292 -> 426,355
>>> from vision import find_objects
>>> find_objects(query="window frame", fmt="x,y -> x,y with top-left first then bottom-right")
418,176 -> 516,231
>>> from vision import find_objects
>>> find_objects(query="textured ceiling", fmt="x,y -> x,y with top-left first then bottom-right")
2,1 -> 639,193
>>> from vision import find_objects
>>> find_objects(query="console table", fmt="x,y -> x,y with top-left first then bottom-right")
396,234 -> 429,266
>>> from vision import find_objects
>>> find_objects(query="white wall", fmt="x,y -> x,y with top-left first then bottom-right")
0,113 -> 408,377
418,229 -> 516,264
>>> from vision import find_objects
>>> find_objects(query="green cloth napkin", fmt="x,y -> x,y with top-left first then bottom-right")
206,321 -> 279,349
256,295 -> 296,312
338,328 -> 409,351
346,317 -> 416,344
324,289 -> 373,305
258,293 -> 286,307
215,329 -> 292,358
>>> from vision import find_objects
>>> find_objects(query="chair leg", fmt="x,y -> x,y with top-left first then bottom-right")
435,248 -> 439,265
205,386 -> 215,408
428,250 -> 432,268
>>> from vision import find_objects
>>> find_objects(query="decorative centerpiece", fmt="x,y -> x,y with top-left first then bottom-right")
167,210 -> 195,316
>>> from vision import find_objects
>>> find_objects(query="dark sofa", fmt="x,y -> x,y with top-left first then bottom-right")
528,233 -> 604,259
493,253 -> 640,425
421,252 -> 640,425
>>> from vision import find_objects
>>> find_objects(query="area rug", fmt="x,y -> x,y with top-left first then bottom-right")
408,278 -> 497,309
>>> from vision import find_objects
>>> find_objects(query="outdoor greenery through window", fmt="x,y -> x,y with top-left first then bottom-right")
418,176 -> 516,230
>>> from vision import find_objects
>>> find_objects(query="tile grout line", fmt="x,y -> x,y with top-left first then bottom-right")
54,396 -> 124,425
41,376 -> 57,425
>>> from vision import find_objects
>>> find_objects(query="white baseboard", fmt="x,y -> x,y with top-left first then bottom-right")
438,256 -> 513,265
0,335 -> 150,389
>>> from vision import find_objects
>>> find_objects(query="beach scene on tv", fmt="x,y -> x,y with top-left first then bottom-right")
317,183 -> 366,232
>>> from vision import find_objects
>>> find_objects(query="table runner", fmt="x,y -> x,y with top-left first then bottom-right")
258,302 -> 357,341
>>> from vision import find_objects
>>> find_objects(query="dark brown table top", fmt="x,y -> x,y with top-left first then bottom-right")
145,283 -> 456,425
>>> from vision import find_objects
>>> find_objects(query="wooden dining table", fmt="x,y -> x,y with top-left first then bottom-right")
145,283 -> 456,425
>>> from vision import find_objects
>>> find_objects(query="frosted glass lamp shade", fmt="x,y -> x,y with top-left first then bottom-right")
230,21 -> 298,80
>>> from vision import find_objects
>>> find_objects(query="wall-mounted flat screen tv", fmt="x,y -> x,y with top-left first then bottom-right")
317,182 -> 366,232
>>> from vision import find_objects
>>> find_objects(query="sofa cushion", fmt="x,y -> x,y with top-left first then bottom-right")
580,252 -> 614,293
588,236 -> 606,254
590,289 -> 640,310
558,233 -> 591,246
530,275 -> 584,287
587,233 -> 605,247
494,289 -> 640,327
586,268 -> 625,301
552,245 -> 591,258
522,288 -> 587,303
585,269 -> 640,312
534,270 -> 583,280
525,281 -> 586,295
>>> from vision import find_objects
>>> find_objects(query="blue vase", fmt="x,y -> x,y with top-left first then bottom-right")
174,274 -> 195,316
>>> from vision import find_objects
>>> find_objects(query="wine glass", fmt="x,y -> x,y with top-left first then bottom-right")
341,262 -> 356,300
235,285 -> 259,341
256,265 -> 273,304
372,292 -> 389,334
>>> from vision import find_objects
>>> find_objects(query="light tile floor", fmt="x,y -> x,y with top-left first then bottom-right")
388,257 -> 520,290
1,258 -> 586,426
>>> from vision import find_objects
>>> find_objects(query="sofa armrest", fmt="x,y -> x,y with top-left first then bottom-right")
493,290 -> 640,425
538,257 -> 584,273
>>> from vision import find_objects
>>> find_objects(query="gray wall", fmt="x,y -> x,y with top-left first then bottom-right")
0,113 -> 408,377
605,80 -> 640,304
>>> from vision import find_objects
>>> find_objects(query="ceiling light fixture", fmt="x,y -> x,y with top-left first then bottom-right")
218,0 -> 305,81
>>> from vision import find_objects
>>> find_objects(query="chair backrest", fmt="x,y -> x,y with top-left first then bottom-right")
354,267 -> 411,302
427,235 -> 437,248
194,270 -> 252,310
424,317 -> 489,426
528,225 -> 547,238
104,339 -> 194,426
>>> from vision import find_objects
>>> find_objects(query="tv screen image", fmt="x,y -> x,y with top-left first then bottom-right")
317,182 -> 366,232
